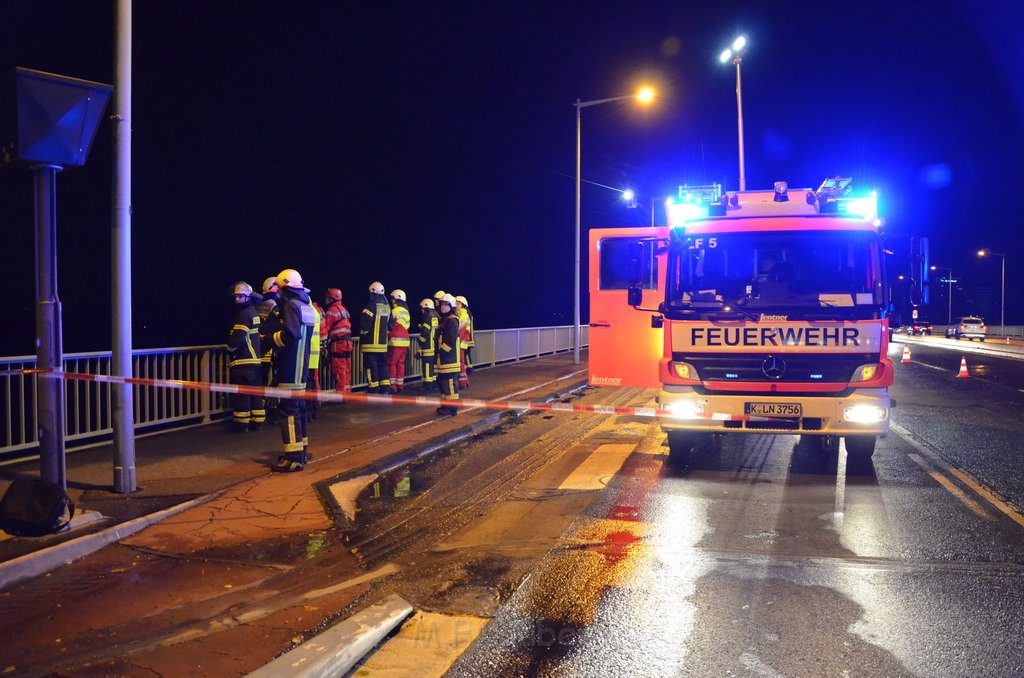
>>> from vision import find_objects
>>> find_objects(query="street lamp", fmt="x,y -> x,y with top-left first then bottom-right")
573,86 -> 655,365
930,265 -> 954,325
977,249 -> 1006,336
719,35 -> 748,191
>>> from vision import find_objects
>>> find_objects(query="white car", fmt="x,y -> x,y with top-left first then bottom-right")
945,316 -> 987,341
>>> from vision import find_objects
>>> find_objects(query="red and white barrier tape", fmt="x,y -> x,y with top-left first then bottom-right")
17,368 -> 761,423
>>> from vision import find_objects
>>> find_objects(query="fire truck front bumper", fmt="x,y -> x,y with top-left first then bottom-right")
657,386 -> 890,436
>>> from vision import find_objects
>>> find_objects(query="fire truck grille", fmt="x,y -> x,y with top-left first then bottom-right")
676,353 -> 876,384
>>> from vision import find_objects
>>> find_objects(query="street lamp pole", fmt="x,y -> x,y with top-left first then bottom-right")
720,36 -> 748,191
573,88 -> 655,365
977,250 -> 1006,337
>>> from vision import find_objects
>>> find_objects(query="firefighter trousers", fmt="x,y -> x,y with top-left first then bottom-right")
363,351 -> 390,392
278,388 -> 308,462
229,364 -> 263,427
387,345 -> 408,392
330,353 -> 352,393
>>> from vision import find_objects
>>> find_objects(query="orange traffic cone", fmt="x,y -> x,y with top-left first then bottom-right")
1007,336 -> 1011,345
956,356 -> 971,379
901,344 -> 911,363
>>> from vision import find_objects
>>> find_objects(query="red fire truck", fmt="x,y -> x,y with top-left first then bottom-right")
589,178 -> 892,465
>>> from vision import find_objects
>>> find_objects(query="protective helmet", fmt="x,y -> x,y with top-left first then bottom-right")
390,289 -> 406,302
369,281 -> 385,295
231,281 -> 253,296
433,289 -> 446,300
276,269 -> 305,289
440,293 -> 457,307
455,295 -> 468,307
262,277 -> 278,294
420,298 -> 434,309
326,288 -> 342,302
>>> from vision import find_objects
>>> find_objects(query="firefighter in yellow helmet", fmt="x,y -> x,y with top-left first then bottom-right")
435,294 -> 461,415
386,289 -> 411,392
269,268 -> 316,472
417,298 -> 439,391
360,281 -> 391,393
455,295 -> 473,389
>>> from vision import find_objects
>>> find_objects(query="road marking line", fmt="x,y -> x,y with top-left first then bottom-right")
892,423 -> 1024,528
559,444 -> 635,490
907,453 -> 992,520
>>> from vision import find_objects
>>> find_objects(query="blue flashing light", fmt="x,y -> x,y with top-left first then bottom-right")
667,201 -> 709,227
810,373 -> 823,380
836,196 -> 877,220
725,372 -> 739,379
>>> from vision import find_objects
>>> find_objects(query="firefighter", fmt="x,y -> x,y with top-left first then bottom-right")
436,293 -> 461,415
417,298 -> 439,391
226,282 -> 264,432
387,289 -> 411,392
455,294 -> 473,388
307,298 -> 325,418
360,281 -> 391,393
269,268 -> 316,473
256,276 -> 281,421
323,288 -> 353,395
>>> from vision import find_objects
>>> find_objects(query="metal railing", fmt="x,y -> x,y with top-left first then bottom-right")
1,325 -> 586,462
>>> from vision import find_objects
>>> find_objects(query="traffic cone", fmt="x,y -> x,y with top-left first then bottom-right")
901,344 -> 911,363
1007,336 -> 1011,345
956,356 -> 971,379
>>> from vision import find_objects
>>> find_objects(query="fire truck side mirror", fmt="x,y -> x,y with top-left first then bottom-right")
627,284 -> 643,307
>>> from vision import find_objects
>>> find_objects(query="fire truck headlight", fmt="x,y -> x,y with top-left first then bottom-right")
666,401 -> 702,420
673,361 -> 699,380
851,364 -> 879,382
843,404 -> 888,424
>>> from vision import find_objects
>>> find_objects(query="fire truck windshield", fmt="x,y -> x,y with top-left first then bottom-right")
666,229 -> 883,319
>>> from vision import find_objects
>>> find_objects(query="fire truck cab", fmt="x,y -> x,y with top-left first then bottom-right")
589,179 -> 892,465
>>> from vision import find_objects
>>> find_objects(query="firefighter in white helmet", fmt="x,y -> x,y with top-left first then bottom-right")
435,293 -> 461,415
226,282 -> 265,432
360,281 -> 391,393
269,268 -> 316,472
417,298 -> 439,391
387,289 -> 411,392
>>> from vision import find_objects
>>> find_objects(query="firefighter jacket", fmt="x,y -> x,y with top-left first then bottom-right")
388,301 -> 411,347
309,302 -> 324,370
323,300 -> 353,355
227,299 -> 262,368
360,293 -> 390,353
418,307 -> 439,356
256,291 -> 279,364
437,311 -> 461,375
457,306 -> 475,349
271,287 -> 316,388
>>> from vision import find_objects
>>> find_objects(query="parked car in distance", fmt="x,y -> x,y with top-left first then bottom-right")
945,316 -> 987,340
905,320 -> 933,336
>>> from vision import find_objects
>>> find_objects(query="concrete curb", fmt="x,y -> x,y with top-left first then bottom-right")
0,492 -> 220,592
246,594 -> 414,678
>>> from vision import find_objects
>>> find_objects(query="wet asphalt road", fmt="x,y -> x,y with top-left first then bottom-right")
432,340 -> 1024,677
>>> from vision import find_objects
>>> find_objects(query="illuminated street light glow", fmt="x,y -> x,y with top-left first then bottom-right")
719,35 -> 748,190
573,85 -> 658,365
977,249 -> 1006,336
622,189 -> 635,202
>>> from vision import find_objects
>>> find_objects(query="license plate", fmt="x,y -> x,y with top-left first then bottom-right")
745,402 -> 802,417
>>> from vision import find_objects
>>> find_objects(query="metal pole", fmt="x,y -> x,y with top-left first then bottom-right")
1001,256 -> 1005,337
112,0 -> 136,493
33,164 -> 66,490
734,58 -> 746,192
573,100 -> 581,365
947,273 -> 952,325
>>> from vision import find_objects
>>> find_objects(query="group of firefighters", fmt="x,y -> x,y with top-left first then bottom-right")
225,269 -> 475,473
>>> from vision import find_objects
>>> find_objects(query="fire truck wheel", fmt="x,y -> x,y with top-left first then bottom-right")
666,431 -> 698,467
844,435 -> 876,459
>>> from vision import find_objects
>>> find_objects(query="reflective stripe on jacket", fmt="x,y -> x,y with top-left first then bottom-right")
227,300 -> 262,368
360,294 -> 390,353
437,312 -> 461,374
388,302 -> 411,347
418,308 -> 439,356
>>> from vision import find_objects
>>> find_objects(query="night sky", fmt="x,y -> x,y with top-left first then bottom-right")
2,1 -> 1023,357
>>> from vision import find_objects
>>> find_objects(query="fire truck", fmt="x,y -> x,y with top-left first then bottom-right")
588,178 -> 892,465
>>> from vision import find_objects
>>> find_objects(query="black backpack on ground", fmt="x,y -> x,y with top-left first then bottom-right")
0,477 -> 75,537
